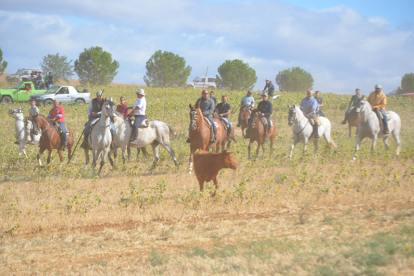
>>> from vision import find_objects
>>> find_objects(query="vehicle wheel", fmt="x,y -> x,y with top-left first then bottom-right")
75,99 -> 85,105
1,96 -> 13,104
44,99 -> 53,107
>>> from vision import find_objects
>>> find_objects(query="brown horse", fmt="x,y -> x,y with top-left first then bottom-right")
31,114 -> 74,165
347,107 -> 361,137
188,103 -> 232,174
247,110 -> 276,158
239,103 -> 251,137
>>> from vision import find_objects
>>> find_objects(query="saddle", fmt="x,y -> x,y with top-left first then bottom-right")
219,117 -> 229,130
204,117 -> 219,128
308,117 -> 322,126
128,116 -> 149,128
373,109 -> 391,127
259,117 -> 274,128
51,121 -> 70,134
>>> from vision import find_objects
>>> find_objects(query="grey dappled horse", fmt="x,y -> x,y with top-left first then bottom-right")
287,105 -> 336,158
352,96 -> 401,160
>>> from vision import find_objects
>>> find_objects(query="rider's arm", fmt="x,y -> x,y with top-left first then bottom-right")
220,105 -> 231,116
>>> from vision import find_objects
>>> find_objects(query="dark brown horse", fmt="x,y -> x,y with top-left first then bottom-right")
239,103 -> 251,137
31,114 -> 74,165
347,107 -> 361,137
247,110 -> 276,158
188,103 -> 233,174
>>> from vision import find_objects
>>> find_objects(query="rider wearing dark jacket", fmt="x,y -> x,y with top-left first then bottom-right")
257,93 -> 272,141
263,79 -> 275,97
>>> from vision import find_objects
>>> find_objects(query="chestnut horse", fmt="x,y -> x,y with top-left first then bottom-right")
32,114 -> 74,165
347,107 -> 361,137
247,110 -> 276,158
239,103 -> 251,137
188,103 -> 232,174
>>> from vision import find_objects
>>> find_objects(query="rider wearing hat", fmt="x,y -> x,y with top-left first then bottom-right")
81,90 -> 116,150
237,90 -> 255,127
129,89 -> 147,146
300,90 -> 320,138
263,79 -> 275,97
368,84 -> 389,134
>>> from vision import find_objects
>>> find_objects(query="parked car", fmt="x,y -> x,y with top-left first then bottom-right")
6,68 -> 42,83
0,81 -> 47,104
186,76 -> 217,89
30,85 -> 91,106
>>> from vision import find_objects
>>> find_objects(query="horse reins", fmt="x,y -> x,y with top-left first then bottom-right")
291,111 -> 309,136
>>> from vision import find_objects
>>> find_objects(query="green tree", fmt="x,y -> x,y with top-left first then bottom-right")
397,73 -> 414,95
216,59 -> 257,90
276,67 -> 314,92
40,53 -> 74,83
74,46 -> 119,86
143,50 -> 192,87
0,47 -> 8,76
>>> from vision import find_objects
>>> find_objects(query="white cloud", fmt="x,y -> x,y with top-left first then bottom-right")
0,1 -> 413,94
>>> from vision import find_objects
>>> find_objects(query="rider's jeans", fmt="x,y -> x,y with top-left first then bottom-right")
58,122 -> 67,144
380,110 -> 388,126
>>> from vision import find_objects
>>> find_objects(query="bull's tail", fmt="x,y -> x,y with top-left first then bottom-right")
167,124 -> 177,140
330,137 -> 337,148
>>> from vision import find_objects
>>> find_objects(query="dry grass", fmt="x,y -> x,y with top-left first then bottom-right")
0,85 -> 414,274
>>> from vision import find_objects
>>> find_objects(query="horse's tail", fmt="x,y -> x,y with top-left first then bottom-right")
167,124 -> 177,140
329,137 -> 337,148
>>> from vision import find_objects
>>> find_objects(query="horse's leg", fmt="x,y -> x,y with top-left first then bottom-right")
313,140 -> 318,159
83,149 -> 89,170
98,148 -> 109,175
248,140 -> 252,159
289,136 -> 299,158
383,136 -> 389,150
151,141 -> 160,165
371,135 -> 377,154
270,132 -> 275,158
392,130 -> 401,156
349,125 -> 352,138
37,148 -> 46,166
189,146 -> 195,175
47,149 -> 53,165
261,141 -> 265,159
159,141 -> 179,167
57,149 -> 64,163
121,146 -> 128,165
108,149 -> 115,168
91,150 -> 98,174
352,135 -> 362,161
256,142 -> 260,158
302,138 -> 308,156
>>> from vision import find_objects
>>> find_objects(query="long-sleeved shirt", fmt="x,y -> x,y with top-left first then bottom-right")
29,106 -> 39,116
367,91 -> 387,110
48,106 -> 65,123
300,97 -> 318,116
116,104 -> 130,117
240,95 -> 255,108
263,81 -> 275,92
195,97 -> 215,118
257,100 -> 273,117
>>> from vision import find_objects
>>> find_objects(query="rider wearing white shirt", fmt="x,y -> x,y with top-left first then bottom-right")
130,89 -> 147,145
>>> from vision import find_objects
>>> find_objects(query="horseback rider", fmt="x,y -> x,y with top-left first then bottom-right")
25,98 -> 39,145
216,95 -> 232,140
368,84 -> 389,134
210,91 -> 217,106
129,89 -> 147,146
314,91 -> 325,117
263,79 -> 275,97
237,90 -> 255,127
47,99 -> 67,148
80,90 -> 116,150
341,88 -> 362,124
186,90 -> 217,143
300,90 -> 320,138
245,93 -> 272,141
116,96 -> 131,118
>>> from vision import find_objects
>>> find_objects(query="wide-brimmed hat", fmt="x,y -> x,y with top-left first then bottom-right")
136,89 -> 145,96
96,91 -> 103,96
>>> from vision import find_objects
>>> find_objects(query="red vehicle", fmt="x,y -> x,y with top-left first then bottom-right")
400,93 -> 414,99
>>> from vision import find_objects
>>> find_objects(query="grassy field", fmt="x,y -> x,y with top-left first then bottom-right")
1,83 -> 414,275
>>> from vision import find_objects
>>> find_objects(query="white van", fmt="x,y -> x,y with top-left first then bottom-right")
186,76 -> 217,89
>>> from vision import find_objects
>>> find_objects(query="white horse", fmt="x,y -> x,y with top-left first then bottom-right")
8,108 -> 40,157
83,99 -> 116,174
287,105 -> 337,158
107,111 -> 179,167
352,96 -> 401,160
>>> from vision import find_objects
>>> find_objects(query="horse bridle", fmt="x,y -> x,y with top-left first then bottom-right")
289,108 -> 308,135
355,100 -> 373,118
240,106 -> 250,120
190,109 -> 201,130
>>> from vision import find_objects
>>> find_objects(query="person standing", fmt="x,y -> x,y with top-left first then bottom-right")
44,72 -> 49,89
129,89 -> 147,145
341,88 -> 362,124
300,90 -> 320,138
314,91 -> 325,117
210,91 -> 217,106
368,84 -> 389,134
36,72 -> 43,89
237,90 -> 255,127
263,79 -> 275,97
47,99 -> 67,147
116,96 -> 131,117
48,72 -> 53,88
216,95 -> 232,140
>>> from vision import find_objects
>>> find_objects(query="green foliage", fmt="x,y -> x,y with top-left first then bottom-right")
0,47 -> 8,76
216,59 -> 257,90
74,46 -> 119,86
40,53 -> 74,83
276,67 -> 314,92
397,73 -> 414,95
143,50 -> 192,87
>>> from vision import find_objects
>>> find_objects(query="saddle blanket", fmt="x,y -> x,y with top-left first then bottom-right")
204,118 -> 219,128
378,112 -> 392,121
308,117 -> 322,126
128,116 -> 149,128
260,117 -> 274,128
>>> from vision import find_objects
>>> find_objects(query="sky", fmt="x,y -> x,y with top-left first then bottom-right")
0,0 -> 413,94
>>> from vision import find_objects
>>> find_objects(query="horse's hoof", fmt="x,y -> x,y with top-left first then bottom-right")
352,157 -> 356,161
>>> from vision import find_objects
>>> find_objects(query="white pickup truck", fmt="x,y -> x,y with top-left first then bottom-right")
30,85 -> 91,106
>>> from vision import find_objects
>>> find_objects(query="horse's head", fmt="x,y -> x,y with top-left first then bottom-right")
287,105 -> 298,126
354,96 -> 366,117
250,109 -> 260,128
239,103 -> 250,121
103,99 -> 117,124
189,104 -> 202,130
8,108 -> 24,119
31,113 -> 42,135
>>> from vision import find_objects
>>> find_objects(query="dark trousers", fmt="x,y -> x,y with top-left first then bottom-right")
134,115 -> 146,129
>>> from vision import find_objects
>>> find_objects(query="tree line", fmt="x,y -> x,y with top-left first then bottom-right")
0,46 -> 413,93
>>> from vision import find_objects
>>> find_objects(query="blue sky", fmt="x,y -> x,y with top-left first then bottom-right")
0,0 -> 413,94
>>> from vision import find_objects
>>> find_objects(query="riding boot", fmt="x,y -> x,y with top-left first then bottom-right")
313,124 -> 320,138
383,120 -> 389,134
28,130 -> 36,145
130,129 -> 139,146
80,133 -> 89,149
264,126 -> 269,142
209,126 -> 217,143
227,127 -> 232,141
130,129 -> 136,142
